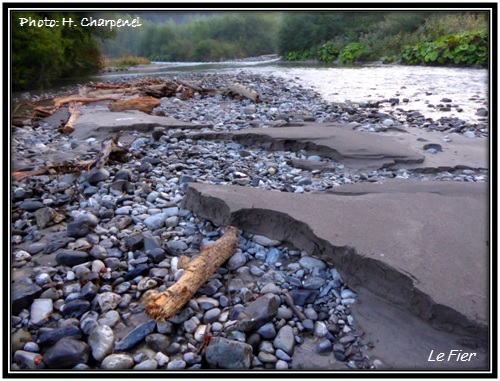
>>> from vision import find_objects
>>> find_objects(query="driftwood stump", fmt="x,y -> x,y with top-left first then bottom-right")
108,96 -> 160,113
145,226 -> 239,321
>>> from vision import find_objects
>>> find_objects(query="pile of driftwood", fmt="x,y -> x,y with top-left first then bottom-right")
13,78 -> 260,133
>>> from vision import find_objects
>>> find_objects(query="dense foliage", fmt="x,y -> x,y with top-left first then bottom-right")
12,12 -> 114,90
279,11 -> 489,66
401,30 -> 488,66
102,12 -> 280,62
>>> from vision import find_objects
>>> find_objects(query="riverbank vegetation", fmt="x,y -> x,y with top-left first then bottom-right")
102,12 -> 279,62
11,10 -> 489,91
280,11 -> 489,66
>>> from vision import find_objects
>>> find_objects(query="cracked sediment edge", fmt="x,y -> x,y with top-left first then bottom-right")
181,184 -> 487,341
188,130 -> 425,171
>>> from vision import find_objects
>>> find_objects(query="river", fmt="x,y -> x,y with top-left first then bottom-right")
96,59 -> 489,125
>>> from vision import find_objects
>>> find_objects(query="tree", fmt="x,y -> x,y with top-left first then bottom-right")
11,11 -> 114,90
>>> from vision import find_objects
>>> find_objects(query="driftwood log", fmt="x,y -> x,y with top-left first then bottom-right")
145,226 -> 239,321
225,83 -> 260,103
108,96 -> 160,114
54,96 -> 118,109
59,101 -> 80,134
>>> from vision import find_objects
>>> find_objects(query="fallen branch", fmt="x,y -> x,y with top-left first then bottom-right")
12,160 -> 95,181
145,226 -> 239,321
54,96 -> 117,109
12,133 -> 127,181
225,83 -> 260,103
283,290 -> 307,321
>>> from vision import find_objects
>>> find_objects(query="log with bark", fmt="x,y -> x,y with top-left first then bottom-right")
145,226 -> 239,321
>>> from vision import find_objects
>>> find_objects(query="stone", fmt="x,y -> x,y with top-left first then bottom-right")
34,207 -> 64,228
29,299 -> 53,326
55,250 -> 91,267
299,257 -> 327,271
257,322 -> 276,339
168,307 -> 194,324
98,292 -> 122,313
260,283 -> 281,294
339,335 -> 356,344
43,338 -> 89,369
144,213 -> 167,230
258,351 -> 278,363
114,320 -> 156,352
67,214 -> 99,238
303,276 -> 326,290
98,310 -> 121,328
289,289 -> 319,305
37,325 -> 82,347
266,248 -> 281,265
276,360 -> 289,370
88,325 -> 114,362
166,240 -> 188,251
134,359 -> 158,370
227,251 -> 247,270
275,348 -> 291,361
205,337 -> 252,369
252,235 -> 281,247
145,333 -> 171,353
167,359 -> 186,370
60,300 -> 90,319
86,168 -> 110,185
101,354 -> 134,370
137,277 -> 158,291
203,308 -> 221,324
13,350 -> 45,369
12,329 -> 32,353
20,200 -> 45,212
273,325 -> 295,356
234,293 -> 280,332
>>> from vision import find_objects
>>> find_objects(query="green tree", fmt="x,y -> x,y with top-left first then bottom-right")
12,11 -> 114,90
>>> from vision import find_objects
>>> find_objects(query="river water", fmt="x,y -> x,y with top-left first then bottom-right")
96,59 -> 489,125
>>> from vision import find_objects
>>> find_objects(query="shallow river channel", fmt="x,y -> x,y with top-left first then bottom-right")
99,59 -> 489,125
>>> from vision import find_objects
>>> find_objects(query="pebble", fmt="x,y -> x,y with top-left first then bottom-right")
29,299 -> 53,326
252,235 -> 282,247
43,338 -> 89,369
101,354 -> 135,369
13,350 -> 45,369
37,325 -> 82,347
134,359 -> 158,370
205,337 -> 252,369
88,325 -> 114,361
273,325 -> 295,356
114,320 -> 156,352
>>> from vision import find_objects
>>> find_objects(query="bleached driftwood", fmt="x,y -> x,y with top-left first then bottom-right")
145,226 -> 239,321
225,83 -> 260,103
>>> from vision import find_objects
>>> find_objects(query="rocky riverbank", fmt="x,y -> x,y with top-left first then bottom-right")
10,71 -> 489,372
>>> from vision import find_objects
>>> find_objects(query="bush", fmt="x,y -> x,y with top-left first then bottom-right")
401,30 -> 488,66
338,42 -> 364,64
316,41 -> 341,63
